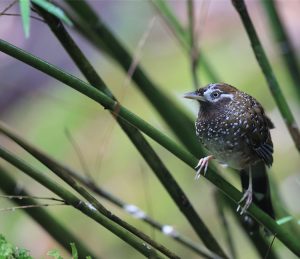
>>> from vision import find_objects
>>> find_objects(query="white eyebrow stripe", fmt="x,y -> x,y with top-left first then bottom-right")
203,87 -> 234,102
217,93 -> 234,101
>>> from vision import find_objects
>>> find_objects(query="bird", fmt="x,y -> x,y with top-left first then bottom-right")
184,83 -> 274,215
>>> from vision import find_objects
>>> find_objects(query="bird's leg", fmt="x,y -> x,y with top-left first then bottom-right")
195,155 -> 214,180
237,166 -> 253,215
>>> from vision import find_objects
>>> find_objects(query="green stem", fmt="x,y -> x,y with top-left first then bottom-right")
0,39 -> 299,256
0,166 -> 97,258
63,0 -> 202,158
261,0 -> 300,99
232,0 -> 300,152
0,126 -> 178,259
35,8 -> 226,257
0,147 -> 164,258
187,0 -> 200,88
45,163 -> 218,259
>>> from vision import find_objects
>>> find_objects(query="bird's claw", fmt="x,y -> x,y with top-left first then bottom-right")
236,188 -> 253,215
194,156 -> 213,180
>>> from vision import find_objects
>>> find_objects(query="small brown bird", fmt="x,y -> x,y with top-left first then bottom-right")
184,83 -> 274,214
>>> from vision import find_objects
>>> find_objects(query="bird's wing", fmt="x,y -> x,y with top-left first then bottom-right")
242,100 -> 274,167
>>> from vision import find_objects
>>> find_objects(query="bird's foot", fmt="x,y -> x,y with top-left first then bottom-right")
237,188 -> 253,215
194,155 -> 214,180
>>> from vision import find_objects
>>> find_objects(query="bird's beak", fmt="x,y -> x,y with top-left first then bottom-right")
183,91 -> 206,102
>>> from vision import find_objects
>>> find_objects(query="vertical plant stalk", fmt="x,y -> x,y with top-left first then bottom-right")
232,0 -> 300,152
0,166 -> 97,258
151,0 -> 220,82
0,39 -> 299,256
34,7 -> 227,258
187,0 -> 200,88
0,147 -> 164,258
261,0 -> 300,98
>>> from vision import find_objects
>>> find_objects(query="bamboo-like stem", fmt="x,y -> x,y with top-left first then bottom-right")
0,128 -> 178,259
232,0 -> 300,152
0,39 -> 299,256
35,7 -> 227,257
0,165 -> 97,258
0,147 -> 164,258
261,0 -> 300,99
0,123 -> 225,259
63,0 -> 203,158
68,172 -> 219,259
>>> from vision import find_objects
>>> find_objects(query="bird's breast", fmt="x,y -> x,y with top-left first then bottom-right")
195,118 -> 257,169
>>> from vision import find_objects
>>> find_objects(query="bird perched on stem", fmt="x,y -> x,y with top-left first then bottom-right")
184,83 -> 274,215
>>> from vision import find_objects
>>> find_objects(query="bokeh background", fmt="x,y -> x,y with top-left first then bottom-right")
0,0 -> 299,258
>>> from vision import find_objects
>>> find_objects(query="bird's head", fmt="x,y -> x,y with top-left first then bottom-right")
184,83 -> 238,109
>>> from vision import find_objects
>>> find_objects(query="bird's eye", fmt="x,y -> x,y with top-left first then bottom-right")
211,91 -> 220,98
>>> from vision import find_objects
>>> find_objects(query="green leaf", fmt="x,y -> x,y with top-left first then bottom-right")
15,248 -> 33,259
19,0 -> 31,38
32,0 -> 73,26
0,234 -> 32,259
47,249 -> 63,259
70,243 -> 78,259
0,235 -> 13,257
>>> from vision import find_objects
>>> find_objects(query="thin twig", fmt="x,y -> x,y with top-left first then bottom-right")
187,0 -> 200,89
123,17 -> 157,90
0,0 -> 17,15
0,166 -> 97,258
0,13 -> 45,22
96,17 -> 156,178
113,16 -> 156,115
65,128 -> 93,180
0,203 -> 67,212
139,163 -> 156,240
0,194 -> 64,203
264,234 -> 277,259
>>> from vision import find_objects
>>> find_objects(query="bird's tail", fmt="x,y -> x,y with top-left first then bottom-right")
240,161 -> 275,233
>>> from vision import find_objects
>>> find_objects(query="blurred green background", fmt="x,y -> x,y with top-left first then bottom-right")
0,0 -> 299,258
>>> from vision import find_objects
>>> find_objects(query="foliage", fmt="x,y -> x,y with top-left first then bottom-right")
0,234 -> 32,259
